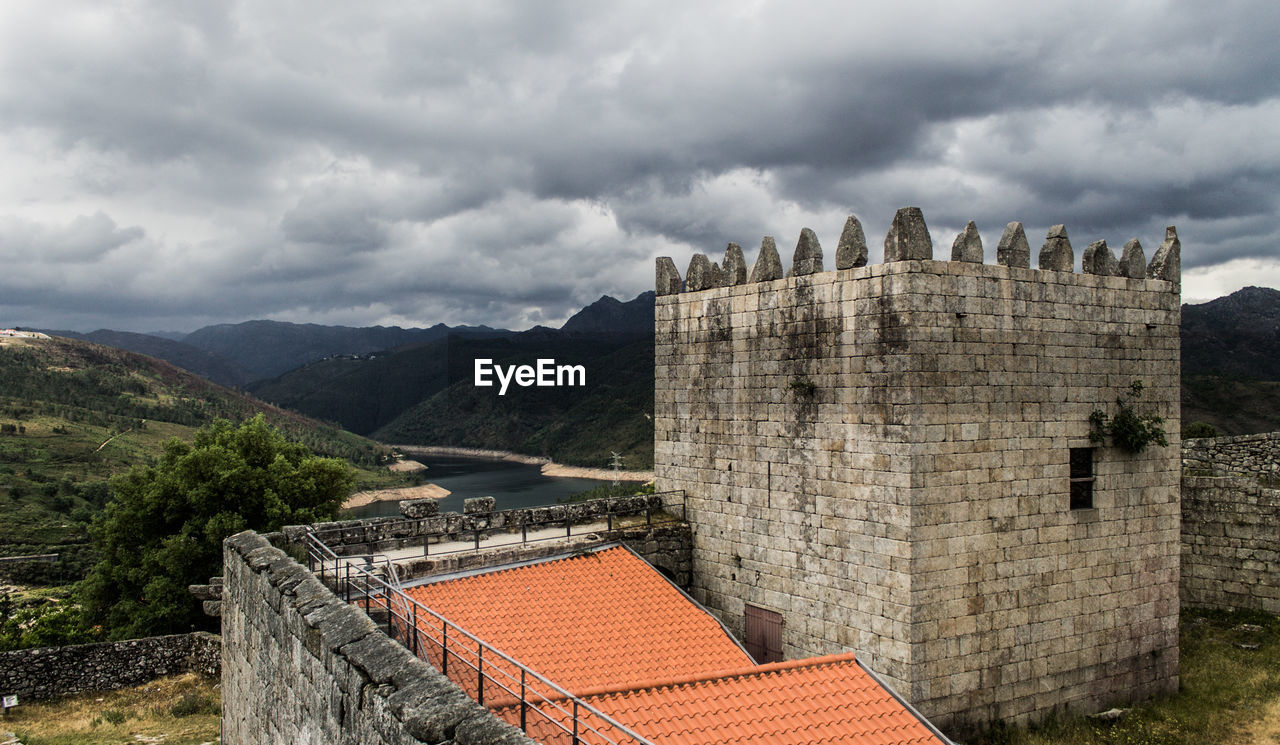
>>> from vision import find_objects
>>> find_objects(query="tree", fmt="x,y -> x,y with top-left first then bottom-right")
80,414 -> 354,639
0,595 -> 102,652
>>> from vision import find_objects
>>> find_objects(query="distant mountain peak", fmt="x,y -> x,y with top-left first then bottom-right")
560,291 -> 655,335
1182,284 -> 1280,381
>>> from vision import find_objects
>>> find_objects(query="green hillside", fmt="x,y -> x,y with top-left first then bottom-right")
1182,375 -> 1280,437
248,337 -> 454,436
246,324 -> 655,468
374,337 -> 654,468
0,334 -> 396,583
1178,287 -> 1280,437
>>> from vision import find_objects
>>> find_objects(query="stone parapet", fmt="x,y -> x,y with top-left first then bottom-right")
221,530 -> 534,745
294,493 -> 677,557
657,209 -> 1181,296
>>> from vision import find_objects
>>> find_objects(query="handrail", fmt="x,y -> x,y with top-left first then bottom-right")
301,530 -> 655,745
417,505 -> 681,559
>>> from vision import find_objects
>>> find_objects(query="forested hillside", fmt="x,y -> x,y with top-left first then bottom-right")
245,292 -> 657,467
1180,286 -> 1280,436
181,319 -> 504,381
0,334 -> 394,582
374,335 -> 654,468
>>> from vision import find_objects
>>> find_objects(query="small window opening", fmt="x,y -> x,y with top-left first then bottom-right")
1069,447 -> 1094,510
744,605 -> 783,663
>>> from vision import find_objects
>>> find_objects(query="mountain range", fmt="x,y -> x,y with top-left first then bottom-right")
1181,286 -> 1280,381
31,285 -> 1280,465
47,321 -> 509,386
242,292 -> 657,467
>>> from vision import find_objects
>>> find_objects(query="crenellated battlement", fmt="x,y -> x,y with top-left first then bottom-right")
656,206 -> 1180,296
654,203 -> 1182,730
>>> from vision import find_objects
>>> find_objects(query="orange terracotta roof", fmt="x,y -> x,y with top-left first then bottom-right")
501,653 -> 948,745
403,545 -> 754,694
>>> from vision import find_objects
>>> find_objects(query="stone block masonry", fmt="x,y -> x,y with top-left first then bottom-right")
1182,476 -> 1280,613
221,530 -> 535,745
0,632 -> 219,702
654,209 -> 1181,730
1183,431 -> 1280,482
1181,431 -> 1280,614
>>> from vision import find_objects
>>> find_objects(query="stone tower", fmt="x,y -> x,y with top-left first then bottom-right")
653,210 -> 1181,728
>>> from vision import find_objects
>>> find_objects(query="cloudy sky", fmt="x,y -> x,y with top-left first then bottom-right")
2,1 -> 1277,333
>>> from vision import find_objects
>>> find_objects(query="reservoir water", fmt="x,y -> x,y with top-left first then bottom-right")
343,453 -> 618,519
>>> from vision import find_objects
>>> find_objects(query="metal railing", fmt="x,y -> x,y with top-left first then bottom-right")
313,493 -> 686,560
415,504 -> 681,559
303,532 -> 655,745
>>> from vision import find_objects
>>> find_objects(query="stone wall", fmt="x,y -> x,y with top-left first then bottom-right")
1181,476 -> 1280,613
1181,431 -> 1280,614
221,529 -> 535,745
385,522 -> 693,587
655,212 -> 1181,729
0,631 -> 220,702
299,493 -> 676,557
1183,431 -> 1280,481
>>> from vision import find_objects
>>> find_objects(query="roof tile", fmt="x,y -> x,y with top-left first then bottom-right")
405,546 -> 753,694
497,654 -> 948,745
405,545 -> 947,745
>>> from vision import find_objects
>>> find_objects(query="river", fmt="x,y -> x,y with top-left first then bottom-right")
342,453 -> 617,519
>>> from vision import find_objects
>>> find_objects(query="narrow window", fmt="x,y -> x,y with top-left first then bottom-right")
1069,447 -> 1094,510
744,605 -> 783,663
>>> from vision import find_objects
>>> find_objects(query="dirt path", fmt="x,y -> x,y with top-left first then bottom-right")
94,426 -> 135,452
1232,680 -> 1280,744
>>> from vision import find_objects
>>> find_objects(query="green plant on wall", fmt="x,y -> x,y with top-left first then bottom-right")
1089,380 -> 1169,454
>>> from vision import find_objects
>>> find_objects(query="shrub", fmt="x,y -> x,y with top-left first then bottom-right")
1089,381 -> 1168,454
170,692 -> 219,717
1183,421 -> 1219,439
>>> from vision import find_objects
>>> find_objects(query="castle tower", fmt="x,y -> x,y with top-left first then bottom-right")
654,210 -> 1181,728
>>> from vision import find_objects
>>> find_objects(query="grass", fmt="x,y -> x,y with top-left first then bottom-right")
969,608 -> 1280,745
4,673 -> 220,745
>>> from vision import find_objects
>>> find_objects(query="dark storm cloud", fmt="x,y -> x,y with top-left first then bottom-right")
0,213 -> 142,264
0,1 -> 1277,332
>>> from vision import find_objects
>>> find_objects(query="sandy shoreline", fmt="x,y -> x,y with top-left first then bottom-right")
343,482 -> 451,509
539,462 -> 655,481
389,445 -> 654,482
387,458 -> 427,473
